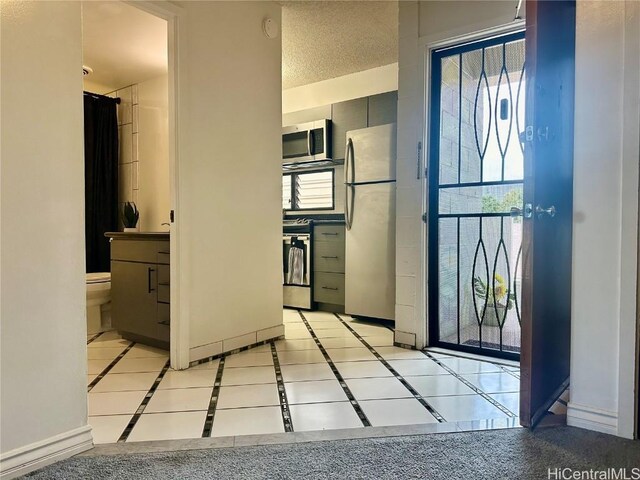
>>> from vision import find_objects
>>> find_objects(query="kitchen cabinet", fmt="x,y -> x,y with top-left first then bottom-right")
331,98 -> 368,162
282,91 -> 398,164
108,233 -> 170,349
313,224 -> 346,312
368,91 -> 398,127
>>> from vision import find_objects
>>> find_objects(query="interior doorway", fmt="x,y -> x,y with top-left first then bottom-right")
427,31 -> 525,362
82,0 -> 184,442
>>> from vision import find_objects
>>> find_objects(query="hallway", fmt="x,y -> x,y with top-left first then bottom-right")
87,310 -> 522,443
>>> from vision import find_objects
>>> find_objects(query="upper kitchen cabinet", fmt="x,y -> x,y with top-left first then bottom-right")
283,91 -> 398,163
283,104 -> 332,127
368,91 -> 398,127
331,97 -> 368,162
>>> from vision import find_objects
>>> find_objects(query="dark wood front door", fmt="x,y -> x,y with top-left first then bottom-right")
519,0 -> 576,427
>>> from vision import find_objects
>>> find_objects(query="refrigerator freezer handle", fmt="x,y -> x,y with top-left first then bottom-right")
344,138 -> 354,184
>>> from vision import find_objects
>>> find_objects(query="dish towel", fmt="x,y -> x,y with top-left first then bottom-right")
287,247 -> 305,285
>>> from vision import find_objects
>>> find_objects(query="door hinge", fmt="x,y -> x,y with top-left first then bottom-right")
422,213 -> 428,223
170,210 -> 175,223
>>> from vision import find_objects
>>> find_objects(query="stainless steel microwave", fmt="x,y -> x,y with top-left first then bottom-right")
282,120 -> 332,167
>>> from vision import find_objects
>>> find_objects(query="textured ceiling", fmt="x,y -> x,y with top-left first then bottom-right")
282,1 -> 398,89
82,1 -> 167,90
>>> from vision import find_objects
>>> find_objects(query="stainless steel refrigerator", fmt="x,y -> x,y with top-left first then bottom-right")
344,123 -> 396,321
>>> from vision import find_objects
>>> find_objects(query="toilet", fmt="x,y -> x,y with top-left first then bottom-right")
86,272 -> 112,335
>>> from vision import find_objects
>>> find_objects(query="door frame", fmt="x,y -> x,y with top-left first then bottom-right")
418,21 -> 525,351
126,1 -> 190,370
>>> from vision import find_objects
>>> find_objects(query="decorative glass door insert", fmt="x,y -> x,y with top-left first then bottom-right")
428,32 -> 525,360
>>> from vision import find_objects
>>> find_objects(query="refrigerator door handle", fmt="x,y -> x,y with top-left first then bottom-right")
344,138 -> 355,230
345,184 -> 355,231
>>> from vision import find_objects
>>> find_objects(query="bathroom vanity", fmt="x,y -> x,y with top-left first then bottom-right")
105,232 -> 170,350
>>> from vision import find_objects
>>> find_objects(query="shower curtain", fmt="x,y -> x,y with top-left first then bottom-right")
84,93 -> 119,273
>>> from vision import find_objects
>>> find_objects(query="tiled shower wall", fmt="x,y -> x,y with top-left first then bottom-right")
107,84 -> 139,228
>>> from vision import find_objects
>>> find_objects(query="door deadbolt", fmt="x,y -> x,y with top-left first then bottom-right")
535,205 -> 556,218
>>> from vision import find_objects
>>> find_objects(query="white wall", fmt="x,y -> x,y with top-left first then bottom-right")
138,75 -> 170,231
175,2 -> 284,361
569,0 -> 639,438
83,79 -> 116,95
0,1 -> 91,477
282,63 -> 398,114
398,0 -> 639,437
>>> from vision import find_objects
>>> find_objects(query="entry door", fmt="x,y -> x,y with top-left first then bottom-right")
519,0 -> 576,427
428,31 -> 526,361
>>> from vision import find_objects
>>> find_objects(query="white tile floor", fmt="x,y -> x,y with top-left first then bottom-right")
86,310 -> 522,444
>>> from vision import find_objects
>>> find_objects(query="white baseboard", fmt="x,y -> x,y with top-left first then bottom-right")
567,402 -> 618,436
0,425 -> 93,479
189,325 -> 285,363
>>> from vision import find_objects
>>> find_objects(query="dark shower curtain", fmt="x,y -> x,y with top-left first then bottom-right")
84,94 -> 119,273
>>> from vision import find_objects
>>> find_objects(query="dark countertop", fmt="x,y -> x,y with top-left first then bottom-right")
312,219 -> 345,225
105,232 -> 170,240
284,213 -> 345,226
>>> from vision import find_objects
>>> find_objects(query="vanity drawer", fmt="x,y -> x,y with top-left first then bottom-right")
157,242 -> 170,265
157,265 -> 170,303
111,240 -> 160,263
313,242 -> 345,273
314,225 -> 345,244
314,272 -> 345,305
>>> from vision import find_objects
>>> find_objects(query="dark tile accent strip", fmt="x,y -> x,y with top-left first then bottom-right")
87,332 -> 104,345
393,342 -> 416,350
297,311 -> 371,427
334,314 -> 446,423
497,364 -> 521,379
189,337 -> 284,368
117,359 -> 171,443
201,357 -> 226,437
421,350 -> 517,418
87,343 -> 136,392
270,342 -> 294,433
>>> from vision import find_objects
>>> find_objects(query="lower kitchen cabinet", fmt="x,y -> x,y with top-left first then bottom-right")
108,234 -> 170,349
313,224 -> 346,313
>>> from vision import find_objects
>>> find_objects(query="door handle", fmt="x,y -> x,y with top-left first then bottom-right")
306,131 -> 312,156
148,267 -> 156,293
321,255 -> 339,259
510,203 -> 533,219
535,205 -> 556,218
321,286 -> 339,291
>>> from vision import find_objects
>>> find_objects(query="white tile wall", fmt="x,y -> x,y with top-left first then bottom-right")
132,104 -> 139,133
110,84 -> 139,220
118,162 -> 133,203
120,124 -> 133,164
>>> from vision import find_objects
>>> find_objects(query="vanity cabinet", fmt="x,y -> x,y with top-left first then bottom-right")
313,224 -> 346,312
108,234 -> 170,349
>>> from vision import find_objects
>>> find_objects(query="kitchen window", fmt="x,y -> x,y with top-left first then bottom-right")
283,169 -> 335,211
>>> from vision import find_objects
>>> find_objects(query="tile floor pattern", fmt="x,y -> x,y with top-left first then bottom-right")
87,310 -> 522,443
